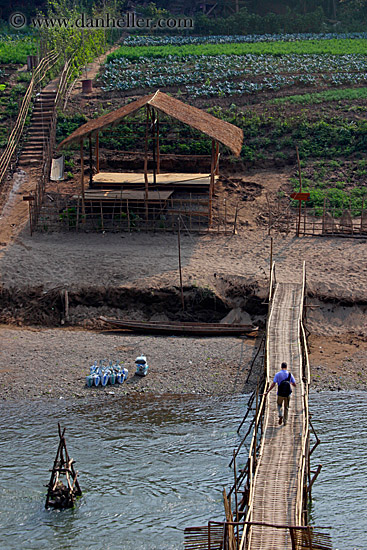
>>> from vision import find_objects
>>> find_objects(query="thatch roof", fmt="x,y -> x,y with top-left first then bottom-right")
58,91 -> 243,156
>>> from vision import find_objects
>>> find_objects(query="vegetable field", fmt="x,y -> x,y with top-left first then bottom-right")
102,33 -> 367,98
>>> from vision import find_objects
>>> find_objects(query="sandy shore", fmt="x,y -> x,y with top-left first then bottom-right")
0,325 -> 262,401
1,223 -> 367,302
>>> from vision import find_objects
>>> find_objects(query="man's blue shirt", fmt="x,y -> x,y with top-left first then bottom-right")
273,370 -> 296,390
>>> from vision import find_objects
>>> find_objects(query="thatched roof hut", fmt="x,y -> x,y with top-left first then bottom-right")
58,90 -> 243,156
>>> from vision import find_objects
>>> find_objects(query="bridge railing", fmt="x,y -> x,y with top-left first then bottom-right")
184,521 -> 332,550
233,262 -> 277,548
295,261 -> 310,524
239,263 -> 311,549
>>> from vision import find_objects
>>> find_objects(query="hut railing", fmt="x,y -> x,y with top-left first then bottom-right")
30,191 -> 237,234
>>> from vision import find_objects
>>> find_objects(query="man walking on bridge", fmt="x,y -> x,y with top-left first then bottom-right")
266,362 -> 296,426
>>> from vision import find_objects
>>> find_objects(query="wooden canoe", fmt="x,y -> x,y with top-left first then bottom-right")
100,316 -> 258,336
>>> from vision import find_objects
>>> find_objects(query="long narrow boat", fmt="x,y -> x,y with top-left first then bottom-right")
100,316 -> 258,336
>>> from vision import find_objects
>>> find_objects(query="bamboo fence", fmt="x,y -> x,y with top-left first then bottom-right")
265,194 -> 367,239
29,189 -> 235,234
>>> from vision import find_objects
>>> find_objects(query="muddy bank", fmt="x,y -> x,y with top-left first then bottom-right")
1,281 -> 366,345
0,282 -> 267,328
309,333 -> 367,391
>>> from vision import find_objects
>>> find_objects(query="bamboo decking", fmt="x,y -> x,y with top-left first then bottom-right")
243,281 -> 306,550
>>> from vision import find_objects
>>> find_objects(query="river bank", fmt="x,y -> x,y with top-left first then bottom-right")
1,325 -> 367,402
1,168 -> 366,401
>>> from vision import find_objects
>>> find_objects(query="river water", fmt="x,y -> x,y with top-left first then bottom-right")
0,391 -> 366,550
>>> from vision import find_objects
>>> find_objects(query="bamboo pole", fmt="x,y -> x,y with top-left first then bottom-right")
151,107 -> 156,186
270,236 -> 273,281
144,106 -> 149,223
89,135 -> 93,188
360,198 -> 364,234
233,202 -> 239,234
28,200 -> 33,236
303,200 -> 306,235
100,200 -> 104,231
209,139 -> 215,226
80,140 -> 85,222
215,141 -> 219,175
233,450 -> 239,548
189,192 -> 192,232
296,145 -> 302,237
177,218 -> 185,311
76,195 -> 80,231
156,110 -> 160,174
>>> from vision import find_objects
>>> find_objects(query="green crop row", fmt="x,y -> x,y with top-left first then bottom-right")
57,108 -> 367,164
272,87 -> 367,105
107,38 -> 367,62
290,177 -> 367,217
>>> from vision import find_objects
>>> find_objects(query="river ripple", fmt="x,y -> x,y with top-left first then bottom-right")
0,391 -> 366,550
0,395 -> 244,550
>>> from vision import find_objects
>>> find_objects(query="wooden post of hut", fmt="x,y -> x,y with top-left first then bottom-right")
95,132 -> 100,174
80,140 -> 85,223
144,106 -> 149,223
209,140 -> 215,226
156,111 -> 160,174
151,107 -> 157,186
215,141 -> 220,175
89,134 -> 93,188
45,423 -> 82,509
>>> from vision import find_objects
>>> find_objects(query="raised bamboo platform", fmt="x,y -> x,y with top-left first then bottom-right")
92,171 -> 216,190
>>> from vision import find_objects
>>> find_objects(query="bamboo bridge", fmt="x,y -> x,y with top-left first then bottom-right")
185,263 -> 330,550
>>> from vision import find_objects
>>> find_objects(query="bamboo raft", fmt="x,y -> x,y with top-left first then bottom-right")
100,316 -> 258,336
243,281 -> 307,550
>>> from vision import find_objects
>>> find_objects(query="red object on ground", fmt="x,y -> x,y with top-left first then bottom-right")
290,192 -> 310,201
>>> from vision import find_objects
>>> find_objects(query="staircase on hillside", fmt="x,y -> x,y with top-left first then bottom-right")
19,90 -> 57,167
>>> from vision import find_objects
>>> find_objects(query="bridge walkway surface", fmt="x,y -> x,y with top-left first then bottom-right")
244,281 -> 306,550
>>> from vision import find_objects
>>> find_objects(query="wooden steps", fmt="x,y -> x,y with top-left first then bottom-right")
19,90 -> 56,166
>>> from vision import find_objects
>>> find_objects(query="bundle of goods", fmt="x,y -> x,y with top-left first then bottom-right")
86,360 -> 128,387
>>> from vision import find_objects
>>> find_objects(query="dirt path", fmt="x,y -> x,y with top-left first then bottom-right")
0,167 -> 40,250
